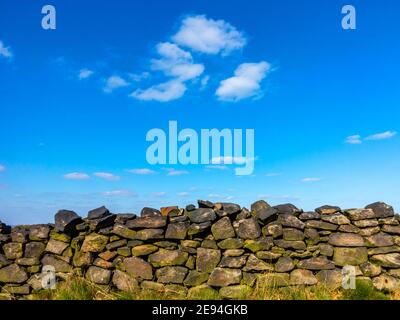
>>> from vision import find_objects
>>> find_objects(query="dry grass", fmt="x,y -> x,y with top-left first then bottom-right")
4,276 -> 393,300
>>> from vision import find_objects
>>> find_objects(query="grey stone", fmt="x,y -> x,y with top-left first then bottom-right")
3,242 -> 23,259
243,254 -> 274,272
165,222 -> 189,240
184,270 -> 209,286
289,269 -> 317,285
305,220 -> 337,231
208,268 -> 242,287
41,254 -> 72,273
86,266 -> 111,284
282,228 -> 305,241
275,256 -> 294,272
219,256 -> 247,268
196,248 -> 221,272
321,214 -> 350,225
135,229 -> 164,240
365,233 -> 394,247
233,217 -> 261,239
149,249 -> 188,267
124,256 -> 153,280
277,214 -> 305,229
297,256 -> 335,270
315,205 -> 341,215
156,266 -> 188,284
186,208 -> 216,223
126,216 -> 167,229
345,208 -> 376,221
0,264 -> 28,283
54,209 -> 82,232
366,202 -> 394,218
112,270 -> 139,292
328,233 -> 365,247
371,253 -> 400,268
45,239 -> 69,255
274,239 -> 306,250
140,207 -> 161,217
273,203 -> 302,215
211,217 -> 235,240
372,274 -> 400,292
87,206 -> 110,220
333,247 -> 368,266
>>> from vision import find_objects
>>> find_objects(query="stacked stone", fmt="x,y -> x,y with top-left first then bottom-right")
1,200 -> 400,299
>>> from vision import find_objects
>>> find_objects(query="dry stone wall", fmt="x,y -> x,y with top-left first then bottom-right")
1,200 -> 400,299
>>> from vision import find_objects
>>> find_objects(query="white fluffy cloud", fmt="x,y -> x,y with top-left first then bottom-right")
131,79 -> 186,102
93,172 -> 120,181
151,42 -> 204,81
132,42 -> 204,102
365,131 -> 397,141
0,164 -> 5,172
172,15 -> 246,55
104,75 -> 129,93
63,172 -> 90,180
0,41 -> 13,59
78,68 -> 94,80
216,61 -> 270,101
127,168 -> 156,175
345,135 -> 362,144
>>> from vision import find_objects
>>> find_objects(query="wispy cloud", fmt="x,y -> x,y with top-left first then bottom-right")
63,172 -> 90,180
265,172 -> 281,177
104,75 -> 129,93
211,156 -> 257,164
165,168 -> 189,176
0,164 -> 5,172
177,192 -> 189,197
101,190 -> 136,197
301,177 -> 321,182
216,61 -> 270,101
152,191 -> 167,197
172,15 -> 246,55
93,172 -> 120,181
345,135 -> 362,144
127,168 -> 156,175
0,40 -> 13,59
78,68 -> 94,80
365,131 -> 397,141
129,72 -> 150,82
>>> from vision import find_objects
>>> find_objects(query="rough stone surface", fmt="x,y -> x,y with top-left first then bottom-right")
86,266 -> 111,284
211,217 -> 235,240
333,247 -> 368,266
233,217 -> 261,239
196,248 -> 221,273
124,256 -> 153,280
328,233 -> 365,247
2,200 -> 400,298
207,268 -> 242,287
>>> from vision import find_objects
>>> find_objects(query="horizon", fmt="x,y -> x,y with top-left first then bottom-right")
1,0 -> 400,225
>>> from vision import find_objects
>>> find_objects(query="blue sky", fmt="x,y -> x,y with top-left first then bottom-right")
1,0 -> 399,224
